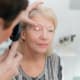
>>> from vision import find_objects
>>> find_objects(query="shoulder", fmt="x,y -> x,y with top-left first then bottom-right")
47,53 -> 62,80
47,53 -> 60,63
47,53 -> 61,71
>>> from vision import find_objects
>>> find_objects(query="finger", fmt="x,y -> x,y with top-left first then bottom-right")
27,1 -> 44,12
14,52 -> 22,65
19,1 -> 44,25
12,67 -> 19,76
24,17 -> 37,26
14,69 -> 19,76
9,66 -> 19,77
26,1 -> 44,25
9,42 -> 19,57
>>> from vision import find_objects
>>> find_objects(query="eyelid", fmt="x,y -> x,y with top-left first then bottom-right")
30,24 -> 55,32
48,29 -> 54,32
33,25 -> 42,31
47,27 -> 54,31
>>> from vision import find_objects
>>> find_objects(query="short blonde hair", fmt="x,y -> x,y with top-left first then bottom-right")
29,6 -> 57,27
21,6 -> 57,30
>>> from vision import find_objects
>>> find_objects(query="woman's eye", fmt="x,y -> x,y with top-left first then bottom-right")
47,26 -> 54,32
48,29 -> 54,32
33,26 -> 41,31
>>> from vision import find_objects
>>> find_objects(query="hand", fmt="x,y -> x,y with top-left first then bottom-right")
0,42 -> 22,80
19,0 -> 44,25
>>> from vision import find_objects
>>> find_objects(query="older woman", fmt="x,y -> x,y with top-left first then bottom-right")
16,6 -> 62,80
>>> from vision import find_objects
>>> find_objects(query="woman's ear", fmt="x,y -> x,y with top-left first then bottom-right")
21,31 -> 26,41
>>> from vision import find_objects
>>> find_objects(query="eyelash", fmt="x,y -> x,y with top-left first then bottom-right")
48,29 -> 54,32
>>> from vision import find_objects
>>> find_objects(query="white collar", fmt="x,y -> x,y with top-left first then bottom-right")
0,38 -> 12,55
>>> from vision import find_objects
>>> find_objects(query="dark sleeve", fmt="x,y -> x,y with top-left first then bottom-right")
58,57 -> 62,80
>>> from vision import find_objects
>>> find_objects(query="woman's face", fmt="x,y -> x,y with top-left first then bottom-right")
22,15 -> 55,54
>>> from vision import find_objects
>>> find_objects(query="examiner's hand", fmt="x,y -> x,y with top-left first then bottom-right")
0,42 -> 22,80
19,0 -> 44,25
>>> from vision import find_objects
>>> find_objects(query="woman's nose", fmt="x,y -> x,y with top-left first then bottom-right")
40,29 -> 48,40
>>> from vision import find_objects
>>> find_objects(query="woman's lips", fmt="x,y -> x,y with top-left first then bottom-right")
38,43 -> 48,48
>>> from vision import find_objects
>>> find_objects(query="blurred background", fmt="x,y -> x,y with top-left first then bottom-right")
29,0 -> 80,80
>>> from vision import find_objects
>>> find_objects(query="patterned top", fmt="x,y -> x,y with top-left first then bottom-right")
12,54 -> 62,80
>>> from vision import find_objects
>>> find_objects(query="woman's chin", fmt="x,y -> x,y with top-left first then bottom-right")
35,48 -> 48,55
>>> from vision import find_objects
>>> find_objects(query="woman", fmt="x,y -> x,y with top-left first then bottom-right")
16,6 -> 62,80
0,0 -> 43,80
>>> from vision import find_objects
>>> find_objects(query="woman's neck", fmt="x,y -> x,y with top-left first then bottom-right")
20,44 -> 46,63
20,44 -> 46,77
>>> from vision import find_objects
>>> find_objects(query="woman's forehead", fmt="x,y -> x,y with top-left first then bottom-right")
31,15 -> 54,27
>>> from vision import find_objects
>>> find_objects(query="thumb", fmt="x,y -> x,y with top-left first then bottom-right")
9,41 -> 19,58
